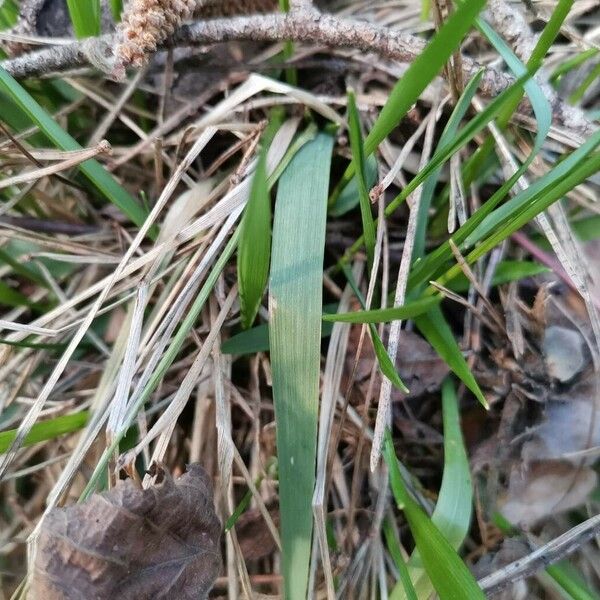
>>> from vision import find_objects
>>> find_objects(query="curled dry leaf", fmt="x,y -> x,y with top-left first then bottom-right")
30,463 -> 221,600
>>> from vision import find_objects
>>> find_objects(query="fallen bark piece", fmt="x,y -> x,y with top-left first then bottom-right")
30,463 -> 221,600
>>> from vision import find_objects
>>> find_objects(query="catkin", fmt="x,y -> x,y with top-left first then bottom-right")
115,0 -> 278,73
115,0 -> 197,70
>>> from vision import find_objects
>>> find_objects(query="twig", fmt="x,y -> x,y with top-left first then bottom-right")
478,513 -> 600,595
1,10 -> 594,137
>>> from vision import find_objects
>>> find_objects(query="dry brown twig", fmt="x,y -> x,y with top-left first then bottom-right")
1,5 -> 595,137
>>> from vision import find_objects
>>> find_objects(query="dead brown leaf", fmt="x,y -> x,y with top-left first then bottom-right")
498,461 -> 597,526
30,463 -> 221,600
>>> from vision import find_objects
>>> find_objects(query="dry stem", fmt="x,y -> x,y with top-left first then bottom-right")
2,8 -> 594,137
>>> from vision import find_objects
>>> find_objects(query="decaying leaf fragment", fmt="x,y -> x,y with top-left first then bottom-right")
30,463 -> 221,600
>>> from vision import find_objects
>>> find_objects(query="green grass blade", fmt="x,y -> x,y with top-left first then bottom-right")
342,265 -> 409,393
547,563 -> 600,600
393,378 -> 474,599
238,120 -> 280,329
221,312 -> 336,355
550,48 -> 599,85
109,0 -> 123,21
0,67 -> 149,231
323,295 -> 441,323
383,430 -> 485,600
332,0 -> 485,199
0,248 -> 48,288
414,306 -> 487,407
482,0 -> 572,126
408,124 -> 600,294
0,411 -> 89,453
339,70 -> 533,265
431,149 -> 600,297
414,69 -> 484,260
371,325 -> 410,394
278,0 -> 297,86
465,128 -> 600,246
330,154 -> 377,217
570,61 -> 600,104
432,378 -> 473,546
0,0 -> 18,30
476,19 -> 551,153
347,89 -> 376,269
447,260 -> 548,293
383,518 -> 419,600
269,132 -> 334,599
363,0 -> 485,156
65,0 -> 101,38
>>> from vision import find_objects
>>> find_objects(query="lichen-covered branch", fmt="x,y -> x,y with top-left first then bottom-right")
1,9 -> 595,137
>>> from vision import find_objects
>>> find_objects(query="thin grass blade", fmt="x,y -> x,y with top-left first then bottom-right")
347,89 -> 376,269
383,430 -> 485,600
0,67 -> 149,231
393,378 -> 473,599
65,0 -> 101,38
0,411 -> 89,453
414,306 -> 487,407
238,120 -> 280,328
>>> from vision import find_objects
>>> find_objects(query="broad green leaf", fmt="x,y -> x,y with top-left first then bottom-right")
0,67 -> 149,232
414,306 -> 487,407
269,132 -> 334,599
383,431 -> 485,600
66,0 -> 101,38
347,90 -> 376,269
0,411 -> 89,453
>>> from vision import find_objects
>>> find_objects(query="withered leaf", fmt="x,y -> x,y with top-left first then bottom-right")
30,464 -> 221,600
498,460 -> 597,526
